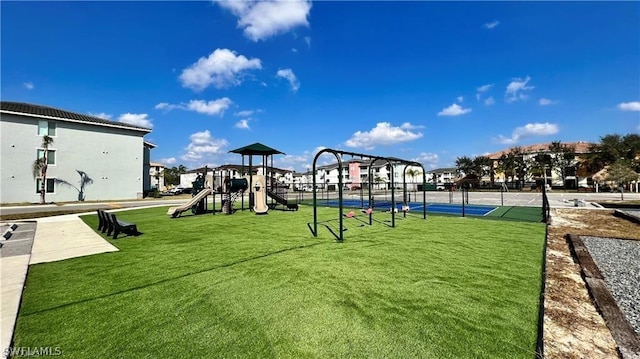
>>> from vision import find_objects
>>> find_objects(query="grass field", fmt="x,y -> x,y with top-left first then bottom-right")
13,205 -> 546,358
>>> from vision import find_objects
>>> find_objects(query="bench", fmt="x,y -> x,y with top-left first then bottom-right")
97,209 -> 109,233
97,209 -> 140,239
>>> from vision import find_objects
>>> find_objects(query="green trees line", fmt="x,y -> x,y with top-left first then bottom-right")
454,133 -> 640,189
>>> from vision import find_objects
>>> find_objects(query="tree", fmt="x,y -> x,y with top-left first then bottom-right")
455,156 -> 474,176
163,165 -> 188,186
606,161 -> 639,200
473,156 -> 493,185
405,168 -> 421,190
588,133 -> 640,172
606,161 -> 639,186
32,135 -> 54,204
503,147 -> 529,189
55,170 -> 94,201
496,153 -> 516,184
548,141 -> 577,189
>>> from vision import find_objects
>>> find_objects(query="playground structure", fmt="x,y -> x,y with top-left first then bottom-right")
308,148 -> 427,241
167,142 -> 299,217
167,172 -> 211,218
225,142 -> 298,214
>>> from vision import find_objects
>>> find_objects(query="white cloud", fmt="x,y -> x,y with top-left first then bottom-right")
179,48 -> 262,91
437,103 -> 472,116
505,76 -> 534,102
181,130 -> 229,162
279,154 -> 308,165
235,119 -> 251,130
216,0 -> 311,42
155,98 -> 232,116
484,97 -> 495,106
234,109 -> 258,117
477,84 -> 493,93
483,20 -> 500,29
313,146 -> 327,155
618,101 -> 640,111
88,112 -> 113,120
399,122 -> 424,130
413,152 -> 439,169
304,36 -> 311,47
118,113 -> 153,128
457,96 -> 464,103
159,157 -> 177,165
23,82 -> 34,90
186,98 -> 233,116
292,48 -> 298,53
155,102 -> 180,111
276,68 -> 300,92
345,122 -> 423,150
495,122 -> 559,145
539,98 -> 557,106
476,83 -> 493,100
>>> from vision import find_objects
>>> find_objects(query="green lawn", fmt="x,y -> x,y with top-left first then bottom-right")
14,206 -> 546,358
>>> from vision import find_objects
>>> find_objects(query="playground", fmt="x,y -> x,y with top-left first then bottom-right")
8,143 -> 551,358
12,205 -> 546,358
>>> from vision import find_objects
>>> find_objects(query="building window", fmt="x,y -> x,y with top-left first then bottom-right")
35,178 -> 55,193
38,120 -> 56,136
37,149 -> 56,165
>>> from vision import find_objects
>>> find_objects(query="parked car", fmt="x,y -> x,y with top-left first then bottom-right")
169,186 -> 192,195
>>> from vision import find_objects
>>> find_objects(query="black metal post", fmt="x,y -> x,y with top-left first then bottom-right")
390,164 -> 395,228
241,155 -> 245,211
461,188 -> 466,217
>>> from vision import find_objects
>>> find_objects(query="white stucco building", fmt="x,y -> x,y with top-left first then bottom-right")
0,101 -> 153,203
149,162 -> 166,190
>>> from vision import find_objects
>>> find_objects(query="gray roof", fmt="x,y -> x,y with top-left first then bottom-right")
1,101 -> 152,133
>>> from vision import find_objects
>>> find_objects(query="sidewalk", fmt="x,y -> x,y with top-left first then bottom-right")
1,213 -> 118,358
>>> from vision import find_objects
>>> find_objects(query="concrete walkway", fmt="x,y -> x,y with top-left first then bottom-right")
1,213 -> 118,358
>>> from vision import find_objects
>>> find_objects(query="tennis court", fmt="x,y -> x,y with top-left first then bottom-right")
318,199 -> 497,216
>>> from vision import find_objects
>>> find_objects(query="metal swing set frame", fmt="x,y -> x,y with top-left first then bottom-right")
307,148 -> 427,241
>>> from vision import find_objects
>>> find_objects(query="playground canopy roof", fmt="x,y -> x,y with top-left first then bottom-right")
229,142 -> 285,156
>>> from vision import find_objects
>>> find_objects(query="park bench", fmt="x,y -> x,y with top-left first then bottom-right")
97,209 -> 140,239
97,209 -> 109,233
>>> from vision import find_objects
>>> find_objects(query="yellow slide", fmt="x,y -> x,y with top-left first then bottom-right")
167,188 -> 212,218
252,175 -> 269,214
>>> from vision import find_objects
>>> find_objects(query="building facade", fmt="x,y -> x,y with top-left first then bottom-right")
0,101 -> 152,203
149,161 -> 165,190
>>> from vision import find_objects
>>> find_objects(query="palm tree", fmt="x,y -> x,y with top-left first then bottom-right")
405,168 -> 421,190
32,135 -> 54,204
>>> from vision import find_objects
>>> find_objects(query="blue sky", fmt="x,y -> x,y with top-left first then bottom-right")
2,1 -> 639,171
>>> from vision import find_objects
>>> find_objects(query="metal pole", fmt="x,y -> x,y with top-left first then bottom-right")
501,185 -> 504,206
312,160 -> 318,237
390,163 -> 395,228
337,156 -> 344,241
461,188 -> 466,217
422,170 -> 426,220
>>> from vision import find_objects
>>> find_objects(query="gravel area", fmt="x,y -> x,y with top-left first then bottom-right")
582,236 -> 640,336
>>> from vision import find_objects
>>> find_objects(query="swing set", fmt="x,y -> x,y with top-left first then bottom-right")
307,148 -> 427,241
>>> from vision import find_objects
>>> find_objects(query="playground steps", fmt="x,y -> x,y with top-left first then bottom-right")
221,190 -> 244,213
266,189 -> 298,211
